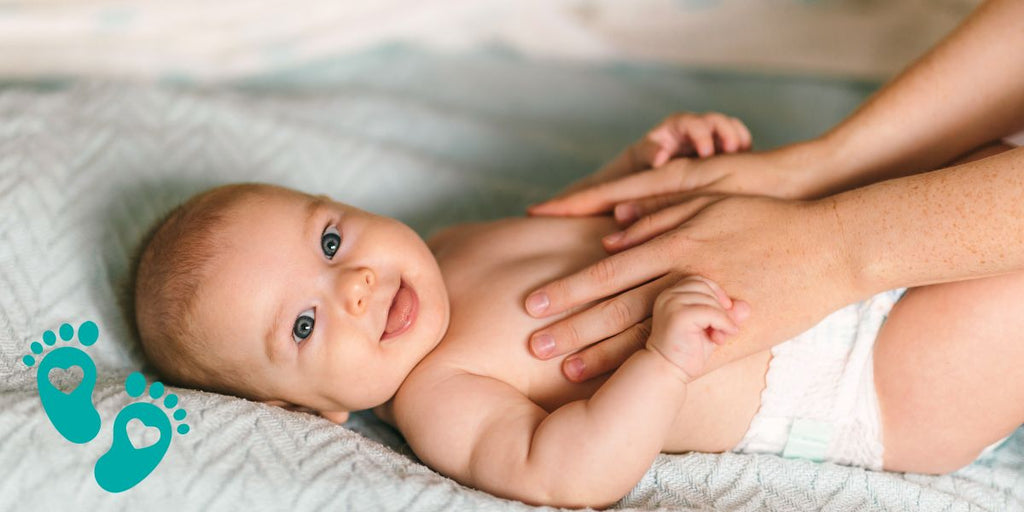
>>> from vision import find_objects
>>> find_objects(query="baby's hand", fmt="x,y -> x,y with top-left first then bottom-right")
646,276 -> 749,381
639,112 -> 752,167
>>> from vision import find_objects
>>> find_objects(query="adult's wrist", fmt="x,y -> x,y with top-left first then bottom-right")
767,138 -> 853,200
801,196 -> 877,304
816,188 -> 900,301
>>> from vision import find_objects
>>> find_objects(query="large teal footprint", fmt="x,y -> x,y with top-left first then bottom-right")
94,372 -> 189,493
23,321 -> 101,444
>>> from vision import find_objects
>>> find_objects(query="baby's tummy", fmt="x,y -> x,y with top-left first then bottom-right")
441,305 -> 770,454
661,350 -> 771,453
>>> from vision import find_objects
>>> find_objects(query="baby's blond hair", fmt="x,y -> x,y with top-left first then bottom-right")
133,183 -> 270,399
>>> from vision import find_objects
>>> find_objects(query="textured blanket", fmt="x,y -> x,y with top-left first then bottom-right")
0,49 -> 1021,511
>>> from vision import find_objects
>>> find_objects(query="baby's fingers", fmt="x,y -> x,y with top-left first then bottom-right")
730,117 -> 753,151
676,277 -> 750,328
639,129 -> 685,168
681,121 -> 715,158
706,113 -> 744,154
657,290 -> 725,313
672,304 -> 740,339
708,300 -> 751,344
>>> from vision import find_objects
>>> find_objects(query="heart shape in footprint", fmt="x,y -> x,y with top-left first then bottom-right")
48,366 -> 84,394
125,418 -> 161,450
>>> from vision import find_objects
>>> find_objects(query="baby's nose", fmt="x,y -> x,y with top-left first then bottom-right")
340,267 -> 376,316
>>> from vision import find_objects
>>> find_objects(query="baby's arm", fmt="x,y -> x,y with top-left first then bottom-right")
395,277 -> 746,508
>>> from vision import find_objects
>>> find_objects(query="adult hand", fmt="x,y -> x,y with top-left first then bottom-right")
529,144 -> 830,225
525,195 -> 865,382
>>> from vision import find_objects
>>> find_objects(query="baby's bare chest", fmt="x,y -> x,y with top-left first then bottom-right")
428,216 -> 618,410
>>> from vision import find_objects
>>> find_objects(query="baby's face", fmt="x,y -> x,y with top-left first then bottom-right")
193,186 -> 449,415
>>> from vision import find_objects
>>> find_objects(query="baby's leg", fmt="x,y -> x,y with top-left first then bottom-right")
876,142 -> 1023,473
875,270 -> 1024,473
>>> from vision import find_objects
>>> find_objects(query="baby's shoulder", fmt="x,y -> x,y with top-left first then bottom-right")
392,351 -> 525,425
392,354 -> 465,411
426,217 -> 526,247
425,219 -> 502,252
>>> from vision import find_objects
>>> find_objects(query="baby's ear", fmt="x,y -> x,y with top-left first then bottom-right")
319,410 -> 350,424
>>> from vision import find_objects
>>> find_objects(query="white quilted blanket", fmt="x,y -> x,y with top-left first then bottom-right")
1,49 -> 1021,511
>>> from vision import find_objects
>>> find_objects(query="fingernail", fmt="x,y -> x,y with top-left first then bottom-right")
565,357 -> 585,380
531,334 -> 555,358
602,231 -> 625,245
614,204 -> 638,223
526,292 -> 549,315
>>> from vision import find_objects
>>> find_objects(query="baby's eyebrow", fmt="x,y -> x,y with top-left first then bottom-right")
303,196 -> 326,238
264,304 -> 284,364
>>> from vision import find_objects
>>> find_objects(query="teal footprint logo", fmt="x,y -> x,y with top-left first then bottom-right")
94,372 -> 189,493
23,322 -> 190,493
22,321 -> 102,444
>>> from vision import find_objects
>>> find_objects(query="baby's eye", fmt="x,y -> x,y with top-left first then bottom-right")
292,309 -> 315,343
321,226 -> 342,260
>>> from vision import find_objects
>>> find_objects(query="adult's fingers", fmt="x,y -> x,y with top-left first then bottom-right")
525,238 -> 674,318
527,166 -> 688,218
728,299 -> 752,324
529,274 -> 674,358
624,189 -> 718,221
561,318 -> 653,382
613,191 -> 693,225
603,196 -> 726,252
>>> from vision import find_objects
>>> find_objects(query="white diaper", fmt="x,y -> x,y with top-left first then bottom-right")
732,289 -> 907,470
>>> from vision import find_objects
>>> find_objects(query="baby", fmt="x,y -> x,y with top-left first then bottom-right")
133,114 -> 1022,508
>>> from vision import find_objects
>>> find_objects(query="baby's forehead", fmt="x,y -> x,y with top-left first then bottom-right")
226,186 -> 310,213
207,188 -> 314,239
192,188 -> 310,315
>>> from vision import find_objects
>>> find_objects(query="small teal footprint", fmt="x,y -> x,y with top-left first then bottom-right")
94,372 -> 189,493
22,321 -> 101,444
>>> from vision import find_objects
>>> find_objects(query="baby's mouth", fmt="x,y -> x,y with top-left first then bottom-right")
381,279 -> 418,341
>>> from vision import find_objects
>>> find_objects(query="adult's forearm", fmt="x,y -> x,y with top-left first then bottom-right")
804,0 -> 1024,195
833,147 -> 1024,296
